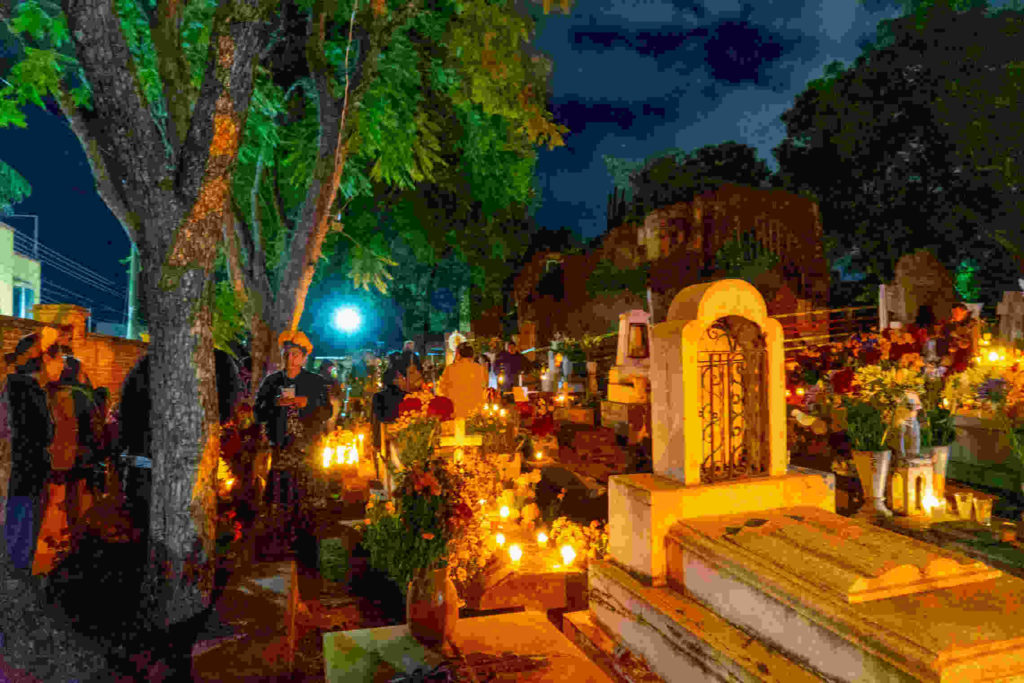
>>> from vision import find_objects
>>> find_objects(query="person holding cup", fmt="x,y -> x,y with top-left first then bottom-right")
254,330 -> 331,565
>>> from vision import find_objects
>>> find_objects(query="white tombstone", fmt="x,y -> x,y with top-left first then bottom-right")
879,283 -> 907,330
615,309 -> 652,371
998,291 -> 1024,342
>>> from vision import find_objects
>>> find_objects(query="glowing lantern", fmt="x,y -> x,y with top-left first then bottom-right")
495,533 -> 506,547
508,544 -> 522,564
536,532 -> 548,547
560,545 -> 576,567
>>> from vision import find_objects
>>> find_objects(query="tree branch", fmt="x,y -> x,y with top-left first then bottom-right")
63,0 -> 173,216
175,0 -> 270,226
54,86 -> 137,242
150,0 -> 195,152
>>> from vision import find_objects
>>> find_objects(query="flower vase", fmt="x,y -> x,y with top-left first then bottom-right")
406,567 -> 459,648
929,445 -> 951,501
852,450 -> 893,517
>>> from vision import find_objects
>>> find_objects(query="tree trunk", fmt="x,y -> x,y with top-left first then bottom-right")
142,252 -> 221,628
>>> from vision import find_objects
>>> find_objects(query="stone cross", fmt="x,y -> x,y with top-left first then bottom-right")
439,418 -> 483,450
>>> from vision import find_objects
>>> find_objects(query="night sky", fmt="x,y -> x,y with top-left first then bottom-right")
0,0 -> 929,327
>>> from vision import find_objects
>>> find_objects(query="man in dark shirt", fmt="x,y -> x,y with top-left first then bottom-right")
254,330 -> 330,565
493,341 -> 527,393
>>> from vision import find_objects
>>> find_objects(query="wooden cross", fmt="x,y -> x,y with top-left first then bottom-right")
439,418 -> 483,450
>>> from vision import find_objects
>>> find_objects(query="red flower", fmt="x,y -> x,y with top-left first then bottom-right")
427,396 -> 454,420
516,403 -> 535,419
398,397 -> 423,415
831,367 -> 855,395
859,348 -> 882,365
421,532 -> 435,540
531,413 -> 555,437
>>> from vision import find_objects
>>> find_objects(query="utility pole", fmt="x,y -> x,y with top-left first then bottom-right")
125,241 -> 139,339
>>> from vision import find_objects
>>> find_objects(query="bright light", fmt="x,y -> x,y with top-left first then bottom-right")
508,544 -> 522,563
495,533 -> 506,547
537,532 -> 548,546
322,446 -> 333,468
225,478 -> 235,490
499,506 -> 510,519
560,545 -> 576,567
535,451 -> 543,460
334,307 -> 361,333
988,351 -> 999,362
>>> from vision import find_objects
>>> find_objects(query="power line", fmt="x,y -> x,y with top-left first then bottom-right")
13,233 -> 126,298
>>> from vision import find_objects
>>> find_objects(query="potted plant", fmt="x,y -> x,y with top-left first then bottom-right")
843,399 -> 894,517
362,455 -> 474,647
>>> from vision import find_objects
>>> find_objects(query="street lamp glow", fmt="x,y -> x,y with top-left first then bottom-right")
334,307 -> 361,333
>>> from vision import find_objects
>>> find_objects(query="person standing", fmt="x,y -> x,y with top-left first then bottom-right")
3,329 -> 60,575
438,343 -> 488,419
493,341 -> 527,393
254,331 -> 331,565
399,340 -> 424,392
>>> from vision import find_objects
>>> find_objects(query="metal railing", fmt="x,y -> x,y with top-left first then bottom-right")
775,305 -> 877,353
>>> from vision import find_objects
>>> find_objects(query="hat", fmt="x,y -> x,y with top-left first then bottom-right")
5,327 -> 59,368
278,330 -> 312,354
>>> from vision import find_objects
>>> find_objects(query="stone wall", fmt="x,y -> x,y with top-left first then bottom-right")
1,304 -> 147,404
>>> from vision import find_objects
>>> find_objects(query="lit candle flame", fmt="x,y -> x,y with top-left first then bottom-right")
537,532 -> 548,546
478,498 -> 487,506
495,532 -> 506,547
225,478 -> 235,490
560,545 -> 576,567
499,506 -> 510,519
535,451 -> 543,460
508,544 -> 522,564
988,350 -> 999,362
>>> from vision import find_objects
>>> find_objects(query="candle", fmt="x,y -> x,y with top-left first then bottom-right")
535,451 -> 543,460
536,532 -> 548,547
495,533 -> 506,547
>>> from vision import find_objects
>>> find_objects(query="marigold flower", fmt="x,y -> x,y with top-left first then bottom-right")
364,518 -> 372,525
422,532 -> 435,540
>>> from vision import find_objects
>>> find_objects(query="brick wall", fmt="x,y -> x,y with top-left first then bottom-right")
0,306 -> 148,405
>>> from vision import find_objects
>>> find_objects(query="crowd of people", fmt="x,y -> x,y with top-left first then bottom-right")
0,326 -> 535,583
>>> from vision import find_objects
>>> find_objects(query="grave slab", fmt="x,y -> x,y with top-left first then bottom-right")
667,506 -> 1024,681
324,610 -> 611,683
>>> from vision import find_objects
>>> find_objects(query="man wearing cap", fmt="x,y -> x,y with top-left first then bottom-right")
254,330 -> 331,564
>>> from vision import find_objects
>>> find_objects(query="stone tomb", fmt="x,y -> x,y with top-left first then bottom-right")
569,279 -> 1024,682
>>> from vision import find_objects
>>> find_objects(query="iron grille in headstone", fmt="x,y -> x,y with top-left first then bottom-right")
698,316 -> 768,483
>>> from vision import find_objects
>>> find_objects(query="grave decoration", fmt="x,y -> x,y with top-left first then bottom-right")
567,279 -> 1024,682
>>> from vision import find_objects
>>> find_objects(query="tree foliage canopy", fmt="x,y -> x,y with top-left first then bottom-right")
775,1 -> 1024,286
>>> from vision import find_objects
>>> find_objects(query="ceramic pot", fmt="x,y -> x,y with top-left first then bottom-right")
406,567 -> 459,648
928,445 -> 951,500
852,449 -> 893,517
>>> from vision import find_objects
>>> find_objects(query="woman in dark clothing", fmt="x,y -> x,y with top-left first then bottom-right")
3,329 -> 60,573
